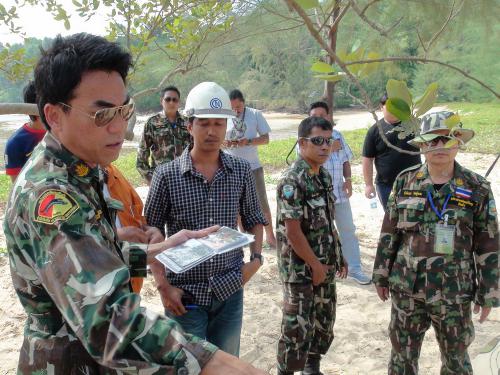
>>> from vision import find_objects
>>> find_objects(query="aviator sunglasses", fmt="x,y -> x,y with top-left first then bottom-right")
301,136 -> 335,146
163,97 -> 179,103
58,100 -> 135,127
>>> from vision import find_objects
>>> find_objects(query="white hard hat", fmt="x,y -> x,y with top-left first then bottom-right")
183,82 -> 236,119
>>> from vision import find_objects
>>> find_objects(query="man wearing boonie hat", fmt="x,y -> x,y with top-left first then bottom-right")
372,110 -> 499,374
145,82 -> 267,356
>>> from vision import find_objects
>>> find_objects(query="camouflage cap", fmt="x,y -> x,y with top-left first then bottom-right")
408,111 -> 474,147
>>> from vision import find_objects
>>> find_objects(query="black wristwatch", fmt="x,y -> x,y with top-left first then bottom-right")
250,253 -> 264,265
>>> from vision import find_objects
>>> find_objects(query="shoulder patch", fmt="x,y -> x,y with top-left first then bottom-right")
282,184 -> 295,199
34,190 -> 79,224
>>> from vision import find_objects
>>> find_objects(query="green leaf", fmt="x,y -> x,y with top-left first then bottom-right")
351,39 -> 361,53
414,82 -> 438,117
295,0 -> 320,10
444,139 -> 459,148
444,114 -> 461,129
311,61 -> 335,73
386,79 -> 412,107
386,97 -> 411,121
358,51 -> 380,78
313,73 -> 345,82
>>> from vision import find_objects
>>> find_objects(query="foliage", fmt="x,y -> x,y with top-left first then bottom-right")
0,174 -> 11,202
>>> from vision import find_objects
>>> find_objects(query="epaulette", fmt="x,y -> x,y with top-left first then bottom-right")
396,163 -> 422,180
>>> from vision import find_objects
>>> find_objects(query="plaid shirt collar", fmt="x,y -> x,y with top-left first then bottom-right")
178,147 -> 235,176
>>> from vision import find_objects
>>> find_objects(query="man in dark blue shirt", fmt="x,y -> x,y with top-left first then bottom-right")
4,81 -> 46,182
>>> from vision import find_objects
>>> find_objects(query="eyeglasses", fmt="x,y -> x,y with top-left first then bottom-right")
58,100 -> 135,127
302,136 -> 335,146
426,135 -> 454,147
163,97 -> 179,103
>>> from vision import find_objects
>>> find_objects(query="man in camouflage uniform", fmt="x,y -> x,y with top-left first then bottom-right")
136,85 -> 191,184
3,33 -> 264,375
276,116 -> 347,375
373,111 -> 499,374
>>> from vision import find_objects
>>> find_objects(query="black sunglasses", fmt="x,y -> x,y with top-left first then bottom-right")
302,136 -> 335,146
426,135 -> 454,147
164,97 -> 179,103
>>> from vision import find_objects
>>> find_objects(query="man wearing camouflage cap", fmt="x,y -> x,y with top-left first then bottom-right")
276,116 -> 347,375
372,111 -> 499,374
3,33 -> 264,374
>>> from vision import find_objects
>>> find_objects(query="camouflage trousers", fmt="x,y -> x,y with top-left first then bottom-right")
277,280 -> 336,372
389,291 -> 474,375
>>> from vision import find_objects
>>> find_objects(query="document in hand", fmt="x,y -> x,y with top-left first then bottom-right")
155,226 -> 255,273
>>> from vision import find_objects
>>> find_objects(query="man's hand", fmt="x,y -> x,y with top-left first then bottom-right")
144,226 -> 164,244
165,226 -> 220,248
473,304 -> 491,323
331,139 -> 342,152
201,350 -> 266,375
336,258 -> 348,279
157,283 -> 187,316
365,184 -> 376,199
311,263 -> 332,286
375,286 -> 390,301
343,180 -> 353,198
241,260 -> 261,285
236,138 -> 248,147
117,226 -> 149,243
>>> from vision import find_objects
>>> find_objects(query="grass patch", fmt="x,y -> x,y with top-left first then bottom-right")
0,174 -> 11,203
441,102 -> 500,154
0,247 -> 7,256
112,152 -> 145,188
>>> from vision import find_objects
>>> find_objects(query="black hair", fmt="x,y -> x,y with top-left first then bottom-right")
309,101 -> 329,114
298,116 -> 333,138
229,89 -> 245,102
23,81 -> 38,121
380,92 -> 388,105
161,85 -> 180,98
34,33 -> 132,130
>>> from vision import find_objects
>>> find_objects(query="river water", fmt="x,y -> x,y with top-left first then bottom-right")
0,109 -> 377,170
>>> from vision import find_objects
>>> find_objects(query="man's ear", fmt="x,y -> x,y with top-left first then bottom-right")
297,137 -> 306,149
187,120 -> 193,135
44,103 -> 62,132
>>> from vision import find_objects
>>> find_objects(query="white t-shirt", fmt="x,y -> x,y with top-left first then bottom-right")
225,106 -> 271,170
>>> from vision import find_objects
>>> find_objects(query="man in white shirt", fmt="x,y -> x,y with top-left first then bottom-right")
310,101 -> 370,284
225,89 -> 277,248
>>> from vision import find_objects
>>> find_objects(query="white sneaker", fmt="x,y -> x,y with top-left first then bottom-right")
348,270 -> 371,285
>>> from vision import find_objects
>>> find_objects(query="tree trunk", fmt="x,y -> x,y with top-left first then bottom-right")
322,1 -> 341,120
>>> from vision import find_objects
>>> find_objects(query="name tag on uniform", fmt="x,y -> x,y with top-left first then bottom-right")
449,196 -> 475,208
400,190 -> 425,198
434,223 -> 454,255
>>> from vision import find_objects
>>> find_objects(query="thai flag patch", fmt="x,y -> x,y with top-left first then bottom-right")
455,187 -> 472,199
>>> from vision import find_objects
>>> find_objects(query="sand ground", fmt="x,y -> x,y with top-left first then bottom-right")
0,151 -> 498,374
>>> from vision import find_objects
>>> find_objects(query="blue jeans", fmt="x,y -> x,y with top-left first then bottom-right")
376,183 -> 393,212
167,289 -> 244,356
334,200 -> 362,274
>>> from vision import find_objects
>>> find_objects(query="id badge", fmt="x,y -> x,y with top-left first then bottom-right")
434,223 -> 455,255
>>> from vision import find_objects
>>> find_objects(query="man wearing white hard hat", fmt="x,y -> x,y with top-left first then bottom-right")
145,82 -> 267,356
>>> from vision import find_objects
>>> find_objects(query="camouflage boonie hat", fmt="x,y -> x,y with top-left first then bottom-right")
408,111 -> 474,147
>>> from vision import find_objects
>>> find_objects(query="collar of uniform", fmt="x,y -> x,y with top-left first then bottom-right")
43,132 -> 99,181
294,157 -> 319,176
416,162 -> 467,197
179,147 -> 234,175
159,111 -> 184,124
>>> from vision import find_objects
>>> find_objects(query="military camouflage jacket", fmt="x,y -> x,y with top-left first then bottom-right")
136,112 -> 191,183
276,158 -> 344,283
4,132 -> 217,374
373,162 -> 499,307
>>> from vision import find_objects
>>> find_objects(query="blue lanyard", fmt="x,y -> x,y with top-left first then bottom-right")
427,190 -> 451,221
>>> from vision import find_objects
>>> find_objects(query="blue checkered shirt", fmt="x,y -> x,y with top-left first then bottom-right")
145,148 -> 267,306
323,129 -> 353,203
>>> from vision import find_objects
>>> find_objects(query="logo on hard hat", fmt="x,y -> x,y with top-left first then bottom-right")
210,98 -> 223,109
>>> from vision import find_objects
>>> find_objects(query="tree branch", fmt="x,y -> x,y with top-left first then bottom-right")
360,0 -> 380,16
344,56 -> 500,98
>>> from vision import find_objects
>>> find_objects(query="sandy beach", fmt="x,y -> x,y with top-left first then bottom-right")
0,150 -> 498,374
